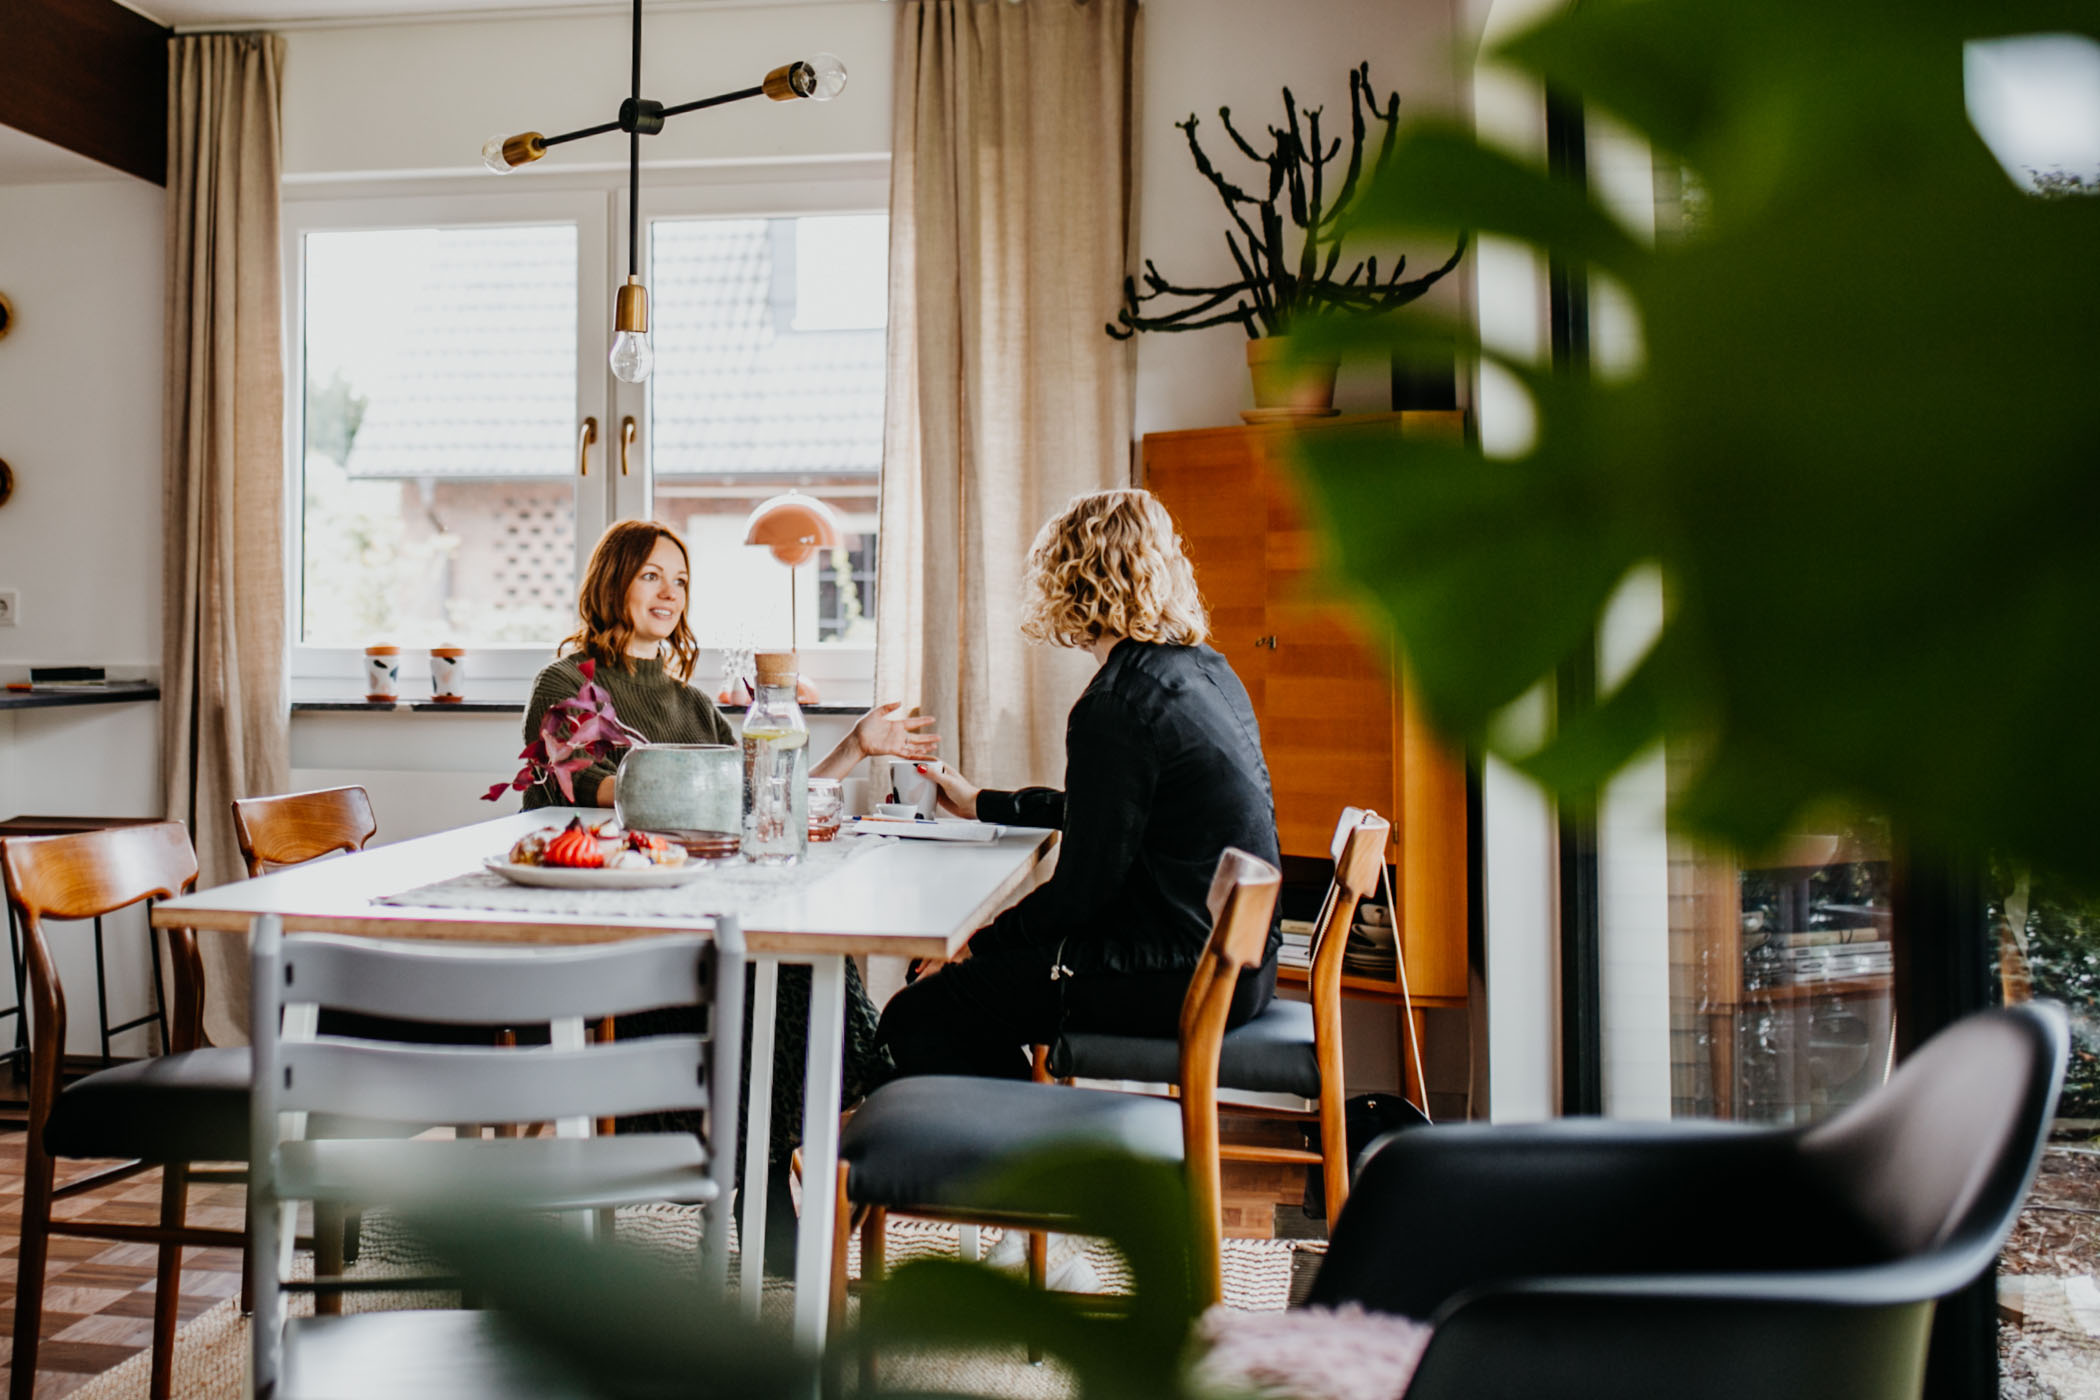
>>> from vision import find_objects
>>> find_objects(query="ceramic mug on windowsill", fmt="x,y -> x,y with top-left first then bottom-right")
363,645 -> 400,703
430,646 -> 466,704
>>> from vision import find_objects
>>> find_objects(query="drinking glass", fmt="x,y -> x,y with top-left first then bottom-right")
808,778 -> 843,842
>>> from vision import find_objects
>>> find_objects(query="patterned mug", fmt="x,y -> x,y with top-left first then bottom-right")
430,646 -> 466,703
363,645 -> 400,703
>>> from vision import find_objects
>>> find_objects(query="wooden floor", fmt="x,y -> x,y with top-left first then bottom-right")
0,1126 -> 249,1399
0,1107 -> 1322,1398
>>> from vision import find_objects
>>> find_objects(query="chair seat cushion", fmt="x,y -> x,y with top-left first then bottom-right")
1055,998 -> 1322,1100
44,1046 -> 251,1163
841,1075 -> 1183,1209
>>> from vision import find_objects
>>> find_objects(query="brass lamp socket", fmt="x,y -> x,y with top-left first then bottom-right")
762,61 -> 810,101
615,276 -> 650,334
502,132 -> 547,169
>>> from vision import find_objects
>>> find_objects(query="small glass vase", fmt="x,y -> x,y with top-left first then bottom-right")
614,744 -> 740,837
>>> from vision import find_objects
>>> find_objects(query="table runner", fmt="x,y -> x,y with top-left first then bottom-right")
372,833 -> 891,920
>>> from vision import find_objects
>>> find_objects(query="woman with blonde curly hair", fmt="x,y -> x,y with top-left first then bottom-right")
879,488 -> 1282,1079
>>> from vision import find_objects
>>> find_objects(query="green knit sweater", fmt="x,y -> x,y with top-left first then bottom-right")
521,652 -> 734,810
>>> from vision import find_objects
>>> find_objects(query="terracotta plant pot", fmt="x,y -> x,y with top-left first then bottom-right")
1245,334 -> 1340,418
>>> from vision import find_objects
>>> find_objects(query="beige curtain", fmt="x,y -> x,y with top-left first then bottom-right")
876,0 -> 1142,791
161,33 -> 290,1045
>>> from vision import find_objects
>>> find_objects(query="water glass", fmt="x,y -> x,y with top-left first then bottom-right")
808,778 -> 843,842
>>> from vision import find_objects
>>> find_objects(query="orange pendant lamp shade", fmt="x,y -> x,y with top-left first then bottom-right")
742,491 -> 845,566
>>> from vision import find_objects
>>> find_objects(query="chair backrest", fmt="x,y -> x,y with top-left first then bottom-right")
0,823 -> 204,1107
251,923 -> 746,1132
1798,1001 -> 2067,1291
1308,808 -> 1392,1002
232,786 -> 377,877
1174,846 -> 1282,1301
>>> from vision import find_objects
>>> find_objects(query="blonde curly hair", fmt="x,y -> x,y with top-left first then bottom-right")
1020,489 -> 1210,649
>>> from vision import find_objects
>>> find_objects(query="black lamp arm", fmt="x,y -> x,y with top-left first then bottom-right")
538,83 -> 768,151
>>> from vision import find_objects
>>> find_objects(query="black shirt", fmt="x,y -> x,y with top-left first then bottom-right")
975,640 -> 1281,974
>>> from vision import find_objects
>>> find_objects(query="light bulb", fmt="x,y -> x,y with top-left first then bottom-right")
798,53 -> 849,102
609,330 -> 654,383
480,132 -> 544,174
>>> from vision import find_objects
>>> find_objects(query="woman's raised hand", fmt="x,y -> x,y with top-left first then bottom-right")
850,701 -> 941,762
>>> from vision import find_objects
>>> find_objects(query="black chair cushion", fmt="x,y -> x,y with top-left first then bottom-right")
841,1075 -> 1183,1209
44,1046 -> 251,1164
1055,997 -> 1322,1100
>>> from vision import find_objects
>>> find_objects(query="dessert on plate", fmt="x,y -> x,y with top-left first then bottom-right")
506,817 -> 686,870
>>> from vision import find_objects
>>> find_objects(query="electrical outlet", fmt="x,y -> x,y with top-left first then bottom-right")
0,590 -> 16,627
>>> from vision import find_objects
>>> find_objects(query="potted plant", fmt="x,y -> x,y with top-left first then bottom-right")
1108,62 -> 1465,417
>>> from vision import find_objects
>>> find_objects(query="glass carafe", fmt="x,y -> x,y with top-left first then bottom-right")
741,651 -> 809,864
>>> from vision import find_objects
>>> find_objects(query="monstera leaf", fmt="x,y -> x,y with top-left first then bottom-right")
1292,0 -> 2100,884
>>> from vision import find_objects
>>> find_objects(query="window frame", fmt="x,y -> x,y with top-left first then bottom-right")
283,185 -> 615,697
282,160 -> 891,706
632,174 -> 891,704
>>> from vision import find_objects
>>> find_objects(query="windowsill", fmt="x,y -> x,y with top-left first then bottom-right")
288,699 -> 871,716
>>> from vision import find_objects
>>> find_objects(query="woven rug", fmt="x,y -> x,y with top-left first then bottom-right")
66,1209 -> 1316,1400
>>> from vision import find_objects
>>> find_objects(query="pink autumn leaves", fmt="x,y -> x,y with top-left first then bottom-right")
483,659 -> 651,803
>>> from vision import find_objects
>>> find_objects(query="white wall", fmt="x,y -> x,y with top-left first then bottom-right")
1133,0 -> 1468,436
279,3 -> 893,181
0,176 -> 169,1056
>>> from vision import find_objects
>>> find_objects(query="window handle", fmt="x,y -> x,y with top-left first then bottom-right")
620,416 -> 637,477
577,417 -> 598,477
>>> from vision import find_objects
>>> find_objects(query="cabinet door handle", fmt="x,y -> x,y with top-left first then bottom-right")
620,415 -> 637,477
577,417 -> 599,477
1255,635 -> 1278,650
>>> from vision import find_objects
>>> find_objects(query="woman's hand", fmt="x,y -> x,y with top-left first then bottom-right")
923,764 -> 982,820
812,701 -> 941,780
851,702 -> 941,762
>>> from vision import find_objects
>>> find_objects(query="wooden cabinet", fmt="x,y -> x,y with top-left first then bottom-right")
1143,414 -> 1471,1006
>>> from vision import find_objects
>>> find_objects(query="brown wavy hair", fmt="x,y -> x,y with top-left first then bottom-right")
560,520 -> 700,681
1020,488 -> 1209,649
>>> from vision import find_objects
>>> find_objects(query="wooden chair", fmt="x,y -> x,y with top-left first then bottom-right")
832,847 -> 1282,1356
0,822 -> 246,1400
1049,809 -> 1391,1222
232,785 -> 377,877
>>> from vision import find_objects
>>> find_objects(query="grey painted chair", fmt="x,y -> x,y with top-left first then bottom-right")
1308,1001 -> 2069,1400
247,917 -> 745,1400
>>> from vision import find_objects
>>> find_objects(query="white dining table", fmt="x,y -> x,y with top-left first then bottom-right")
150,807 -> 1055,1349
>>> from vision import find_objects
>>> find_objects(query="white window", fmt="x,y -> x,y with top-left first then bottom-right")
286,168 -> 888,703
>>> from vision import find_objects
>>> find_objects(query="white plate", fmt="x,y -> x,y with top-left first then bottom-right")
482,857 -> 708,889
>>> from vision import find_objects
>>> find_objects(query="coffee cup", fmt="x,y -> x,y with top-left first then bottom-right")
875,802 -> 920,820
891,759 -> 945,818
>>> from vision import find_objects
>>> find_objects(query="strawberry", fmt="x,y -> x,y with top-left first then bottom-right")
544,826 -> 605,869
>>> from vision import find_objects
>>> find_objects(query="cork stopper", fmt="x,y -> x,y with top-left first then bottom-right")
754,650 -> 799,686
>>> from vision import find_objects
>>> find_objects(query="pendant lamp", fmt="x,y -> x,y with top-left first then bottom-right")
481,0 -> 847,383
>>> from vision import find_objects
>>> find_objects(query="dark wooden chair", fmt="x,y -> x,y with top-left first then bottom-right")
0,822 -> 245,1400
1050,808 -> 1392,1221
832,846 -> 1282,1363
231,785 -> 377,878
0,814 -> 173,1068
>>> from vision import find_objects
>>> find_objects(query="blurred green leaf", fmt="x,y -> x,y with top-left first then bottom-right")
1294,0 -> 2100,886
408,1209 -> 815,1400
859,1147 -> 1205,1400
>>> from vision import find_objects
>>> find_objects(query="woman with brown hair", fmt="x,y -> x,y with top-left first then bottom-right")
879,488 -> 1282,1079
523,518 -> 926,1258
522,518 -> 934,809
